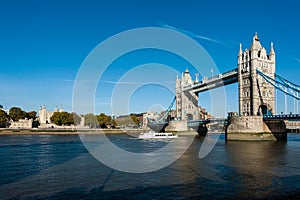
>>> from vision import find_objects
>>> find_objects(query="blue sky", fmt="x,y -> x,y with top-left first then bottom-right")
1,0 -> 300,116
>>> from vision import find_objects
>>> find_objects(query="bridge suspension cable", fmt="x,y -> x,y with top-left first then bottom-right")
257,69 -> 300,100
147,96 -> 176,123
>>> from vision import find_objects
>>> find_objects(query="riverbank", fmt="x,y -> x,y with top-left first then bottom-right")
0,128 -> 141,135
0,128 -> 200,136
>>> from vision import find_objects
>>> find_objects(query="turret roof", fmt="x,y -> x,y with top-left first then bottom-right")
250,32 -> 262,51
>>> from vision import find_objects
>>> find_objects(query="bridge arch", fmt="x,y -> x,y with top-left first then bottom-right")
186,114 -> 194,121
259,105 -> 268,116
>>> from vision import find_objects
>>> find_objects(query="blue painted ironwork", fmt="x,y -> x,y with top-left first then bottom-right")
187,118 -> 227,127
147,96 -> 176,123
147,97 -> 176,132
183,68 -> 238,94
263,114 -> 300,120
257,69 -> 300,100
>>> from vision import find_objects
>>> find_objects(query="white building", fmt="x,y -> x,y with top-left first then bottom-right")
9,118 -> 33,129
142,112 -> 161,128
38,104 -> 63,126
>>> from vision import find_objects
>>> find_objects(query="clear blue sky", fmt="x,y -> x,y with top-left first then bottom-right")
1,0 -> 300,116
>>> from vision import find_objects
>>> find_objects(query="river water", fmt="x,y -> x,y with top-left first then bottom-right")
1,133 -> 300,199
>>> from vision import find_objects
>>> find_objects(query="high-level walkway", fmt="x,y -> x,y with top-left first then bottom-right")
183,68 -> 238,94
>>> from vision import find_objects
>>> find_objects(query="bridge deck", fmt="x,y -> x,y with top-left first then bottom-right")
263,114 -> 300,120
183,68 -> 238,94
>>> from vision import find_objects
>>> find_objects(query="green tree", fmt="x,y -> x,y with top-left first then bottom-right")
50,112 -> 74,126
111,119 -> 117,127
0,109 -> 9,128
84,113 -> 98,128
72,112 -> 82,126
50,112 -> 62,126
9,107 -> 26,121
97,113 -> 112,128
130,115 -> 140,125
26,111 -> 37,120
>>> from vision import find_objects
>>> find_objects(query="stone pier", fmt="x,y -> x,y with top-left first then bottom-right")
226,116 -> 287,141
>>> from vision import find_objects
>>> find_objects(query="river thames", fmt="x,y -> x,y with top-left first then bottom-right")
1,133 -> 300,199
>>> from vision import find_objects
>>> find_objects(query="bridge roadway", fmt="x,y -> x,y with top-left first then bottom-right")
183,68 -> 238,94
263,114 -> 300,120
187,118 -> 227,127
187,114 -> 300,128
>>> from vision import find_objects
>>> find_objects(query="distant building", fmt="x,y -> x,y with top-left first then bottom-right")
9,118 -> 33,129
38,104 -> 64,128
142,112 -> 161,128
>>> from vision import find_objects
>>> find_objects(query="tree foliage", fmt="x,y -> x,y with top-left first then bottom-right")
26,111 -> 37,120
97,113 -> 111,128
9,107 -> 26,121
115,115 -> 140,127
72,112 -> 82,126
130,115 -> 140,125
84,113 -> 98,128
8,107 -> 37,122
50,112 -> 74,126
0,109 -> 9,128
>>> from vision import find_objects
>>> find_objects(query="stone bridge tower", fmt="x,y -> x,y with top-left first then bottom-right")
238,33 -> 276,116
176,68 -> 199,121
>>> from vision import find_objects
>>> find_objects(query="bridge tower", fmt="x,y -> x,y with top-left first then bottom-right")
176,68 -> 199,121
238,33 -> 276,116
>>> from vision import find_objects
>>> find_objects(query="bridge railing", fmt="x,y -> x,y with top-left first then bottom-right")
183,68 -> 238,91
187,118 -> 227,127
263,114 -> 300,120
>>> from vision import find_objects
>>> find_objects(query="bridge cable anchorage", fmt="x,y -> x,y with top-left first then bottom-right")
256,69 -> 300,100
147,96 -> 176,124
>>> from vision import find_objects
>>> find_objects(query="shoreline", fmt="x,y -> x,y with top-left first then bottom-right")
0,128 -> 201,136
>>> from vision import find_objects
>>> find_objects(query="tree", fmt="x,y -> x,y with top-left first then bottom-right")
50,112 -> 63,126
50,112 -> 74,126
130,115 -> 140,125
111,119 -> 117,127
9,107 -> 26,121
84,113 -> 98,128
97,113 -> 112,128
0,109 -> 9,128
26,111 -> 37,120
72,112 -> 82,126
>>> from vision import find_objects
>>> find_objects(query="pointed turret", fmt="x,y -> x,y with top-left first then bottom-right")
59,105 -> 63,112
238,43 -> 243,64
195,73 -> 199,83
269,42 -> 275,63
270,42 -> 275,55
184,67 -> 189,74
250,32 -> 262,51
238,43 -> 243,56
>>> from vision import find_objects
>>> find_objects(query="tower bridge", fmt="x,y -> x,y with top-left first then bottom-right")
147,33 -> 300,140
183,68 -> 238,94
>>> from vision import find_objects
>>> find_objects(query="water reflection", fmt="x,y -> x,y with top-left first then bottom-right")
1,134 -> 300,199
225,141 -> 287,198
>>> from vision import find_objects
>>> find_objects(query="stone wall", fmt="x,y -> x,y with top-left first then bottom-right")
166,120 -> 188,131
226,116 -> 286,141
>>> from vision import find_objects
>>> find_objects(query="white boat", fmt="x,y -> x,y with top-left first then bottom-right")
138,131 -> 178,139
